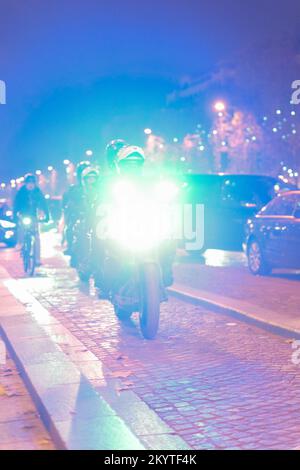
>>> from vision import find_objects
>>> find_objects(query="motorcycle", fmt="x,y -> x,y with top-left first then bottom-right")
95,177 -> 179,339
71,217 -> 94,282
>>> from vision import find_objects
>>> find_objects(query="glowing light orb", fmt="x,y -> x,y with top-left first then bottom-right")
214,101 -> 226,112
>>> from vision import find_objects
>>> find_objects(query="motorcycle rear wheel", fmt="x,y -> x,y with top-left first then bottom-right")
139,263 -> 161,340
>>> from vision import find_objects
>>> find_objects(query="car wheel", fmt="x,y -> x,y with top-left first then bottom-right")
247,239 -> 271,275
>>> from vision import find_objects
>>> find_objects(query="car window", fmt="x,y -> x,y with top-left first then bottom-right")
183,177 -> 220,204
221,178 -> 268,208
292,197 -> 300,217
260,195 -> 297,216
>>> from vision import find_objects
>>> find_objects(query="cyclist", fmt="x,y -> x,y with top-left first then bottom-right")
13,173 -> 49,266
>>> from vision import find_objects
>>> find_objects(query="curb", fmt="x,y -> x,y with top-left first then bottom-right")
168,284 -> 300,340
0,267 -> 189,450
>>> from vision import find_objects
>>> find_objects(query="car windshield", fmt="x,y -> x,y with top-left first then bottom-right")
182,176 -> 220,203
260,193 -> 300,216
221,176 -> 282,208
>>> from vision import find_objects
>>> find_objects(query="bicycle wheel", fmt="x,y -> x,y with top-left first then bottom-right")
23,235 -> 36,276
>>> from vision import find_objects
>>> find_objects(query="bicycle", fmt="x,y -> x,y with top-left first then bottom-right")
20,216 -> 46,276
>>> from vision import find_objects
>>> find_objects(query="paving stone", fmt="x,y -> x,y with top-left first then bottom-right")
0,338 -> 54,450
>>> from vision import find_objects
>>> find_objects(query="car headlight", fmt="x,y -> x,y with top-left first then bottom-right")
0,219 -> 16,229
5,230 -> 15,239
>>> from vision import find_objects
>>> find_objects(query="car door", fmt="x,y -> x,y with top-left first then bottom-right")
283,196 -> 300,268
220,177 -> 260,250
258,194 -> 298,267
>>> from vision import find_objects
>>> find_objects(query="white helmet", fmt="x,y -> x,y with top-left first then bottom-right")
117,145 -> 145,165
81,166 -> 99,184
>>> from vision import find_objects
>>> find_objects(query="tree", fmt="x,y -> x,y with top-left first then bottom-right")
211,109 -> 264,173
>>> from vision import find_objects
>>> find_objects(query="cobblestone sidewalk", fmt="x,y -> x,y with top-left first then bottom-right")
0,333 -> 54,450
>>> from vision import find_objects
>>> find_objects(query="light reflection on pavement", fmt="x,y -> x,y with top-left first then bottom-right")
177,249 -> 247,268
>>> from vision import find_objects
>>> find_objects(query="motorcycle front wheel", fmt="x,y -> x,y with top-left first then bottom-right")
139,263 -> 161,340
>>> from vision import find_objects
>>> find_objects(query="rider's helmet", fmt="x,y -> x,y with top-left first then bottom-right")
76,161 -> 91,184
116,145 -> 145,174
24,173 -> 37,186
106,139 -> 127,169
81,166 -> 99,187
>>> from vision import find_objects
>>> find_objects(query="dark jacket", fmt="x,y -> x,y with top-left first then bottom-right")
14,186 -> 49,220
62,184 -> 85,224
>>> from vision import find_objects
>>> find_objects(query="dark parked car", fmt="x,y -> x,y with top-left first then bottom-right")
182,174 -> 295,253
245,191 -> 300,275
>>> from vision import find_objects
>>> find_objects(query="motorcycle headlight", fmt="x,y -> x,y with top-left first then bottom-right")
22,217 -> 32,226
112,180 -> 138,203
104,179 -> 178,251
0,219 -> 16,229
155,181 -> 179,202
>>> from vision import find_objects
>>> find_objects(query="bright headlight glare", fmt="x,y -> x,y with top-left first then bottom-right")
5,230 -> 14,239
0,219 -> 16,229
22,217 -> 32,226
107,200 -> 175,251
155,181 -> 178,202
105,180 -> 178,251
112,180 -> 138,203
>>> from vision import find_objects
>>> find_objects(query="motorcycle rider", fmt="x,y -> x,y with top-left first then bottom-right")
13,173 -> 49,266
95,141 -> 174,295
106,139 -> 128,173
71,166 -> 100,277
115,144 -> 175,287
81,166 -> 100,217
62,161 -> 90,256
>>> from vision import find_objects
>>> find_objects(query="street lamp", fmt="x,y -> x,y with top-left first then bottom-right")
86,150 -> 93,157
213,101 -> 226,113
144,128 -> 152,135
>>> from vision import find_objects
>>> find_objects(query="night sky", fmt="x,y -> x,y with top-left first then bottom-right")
1,0 -> 300,177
